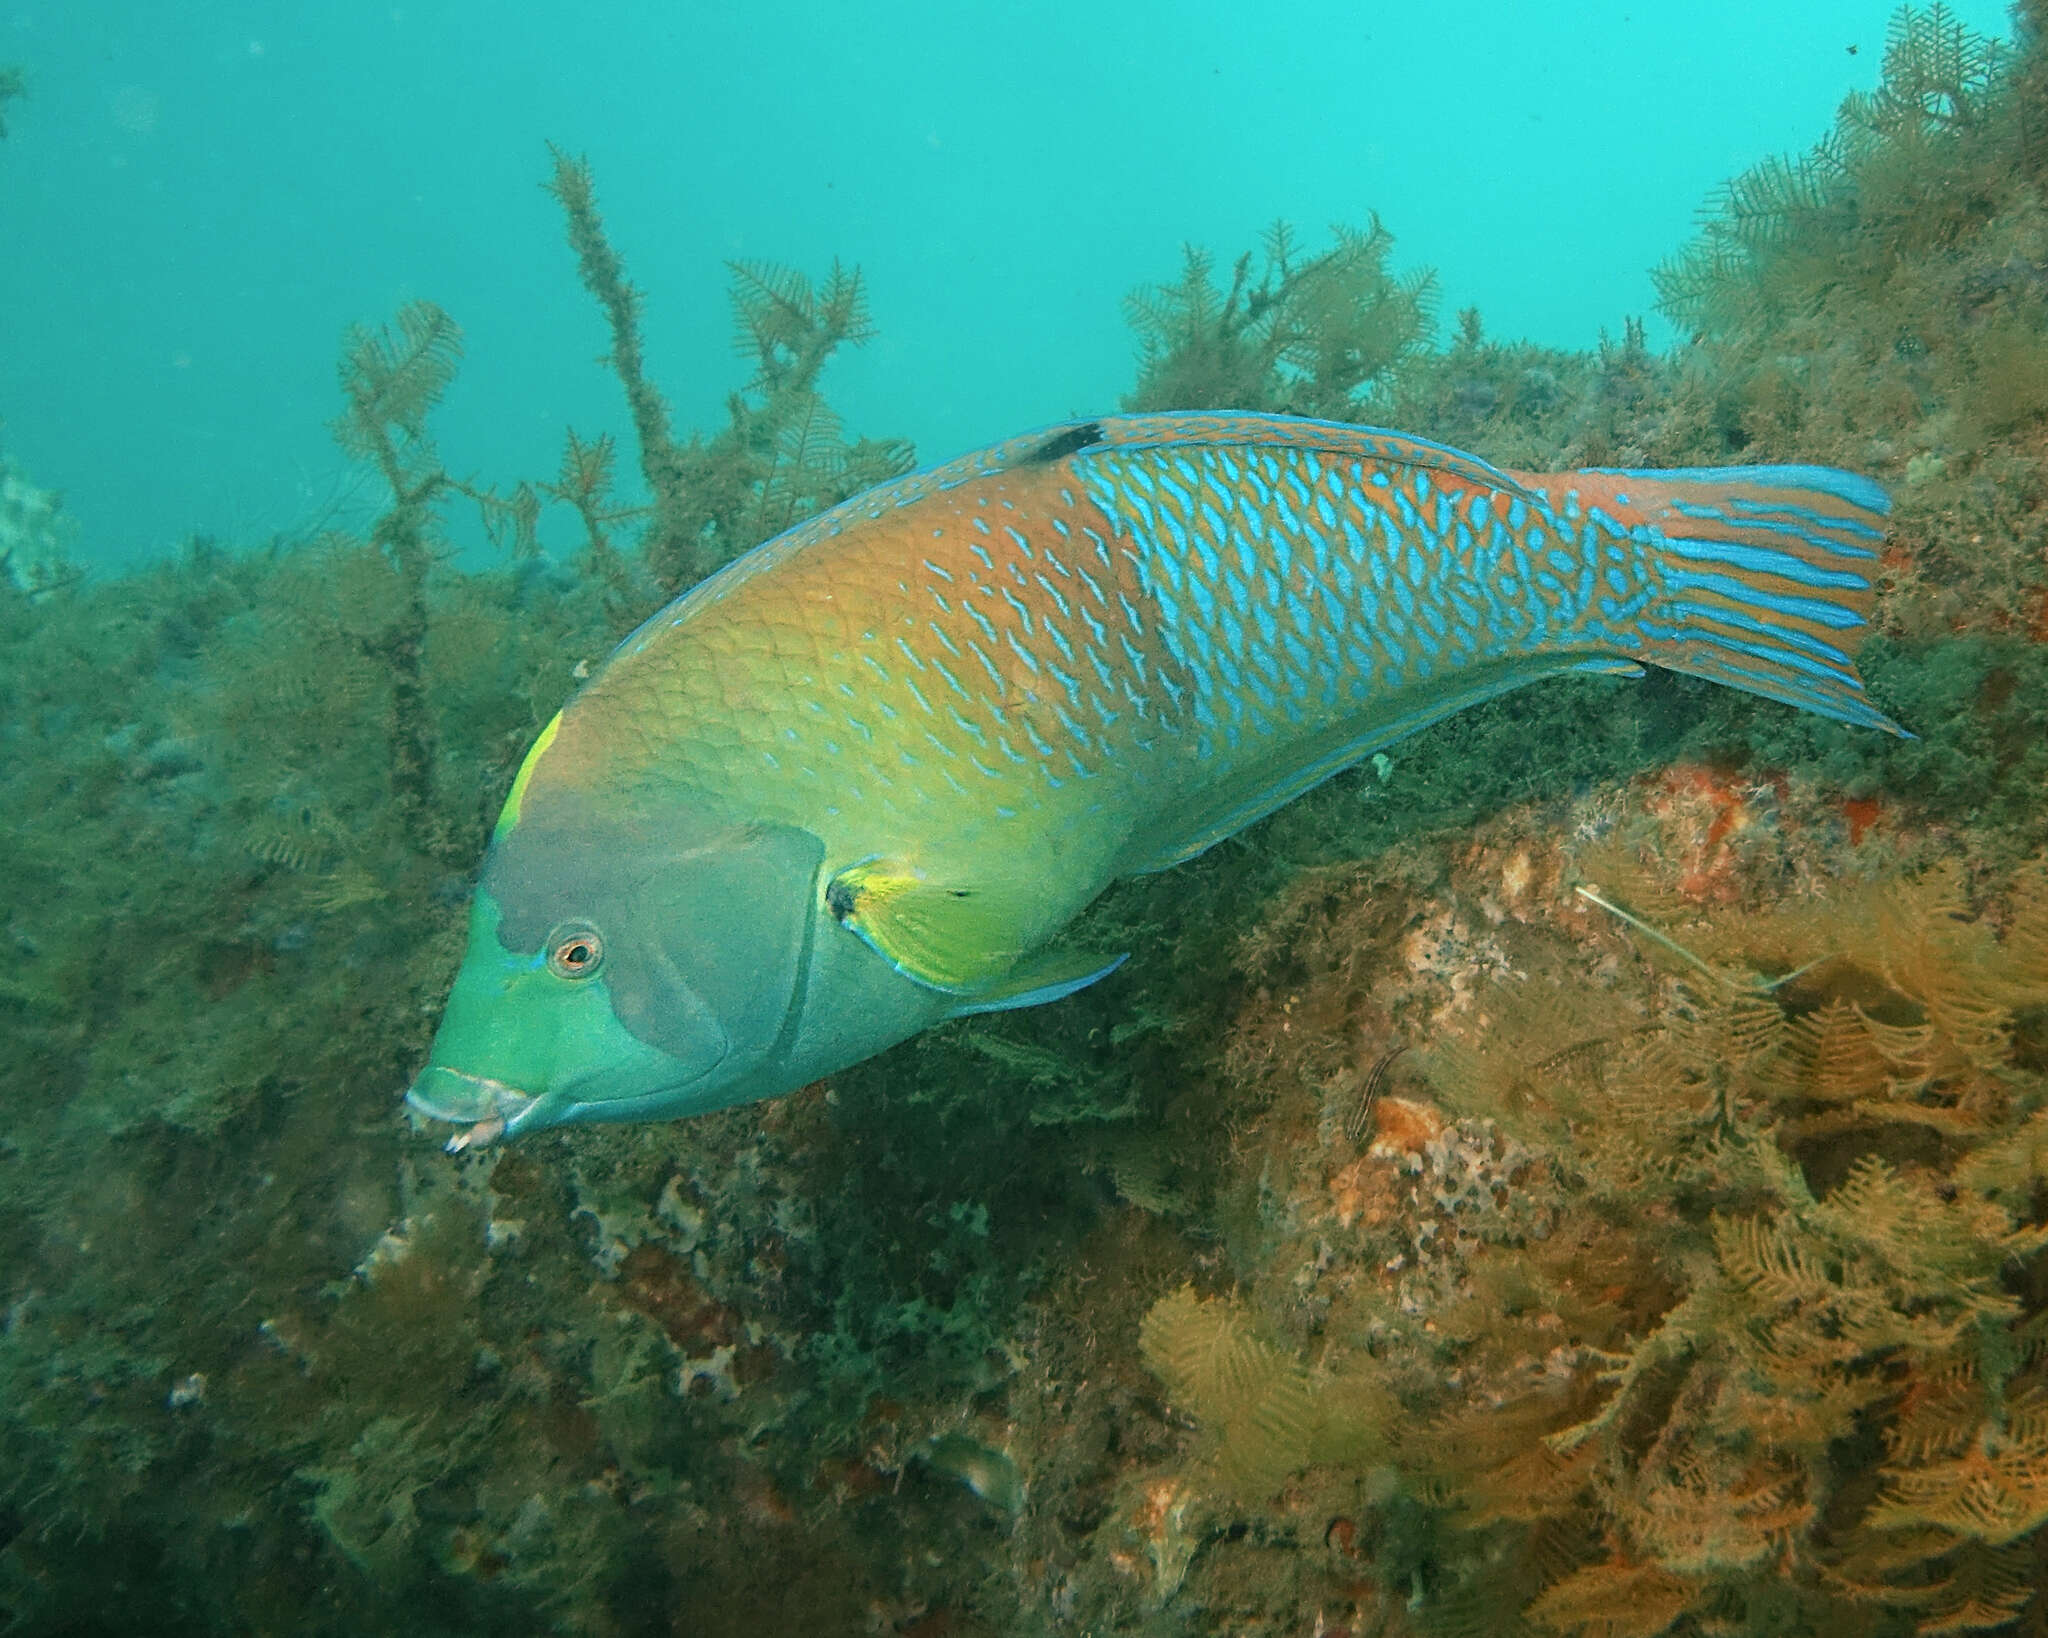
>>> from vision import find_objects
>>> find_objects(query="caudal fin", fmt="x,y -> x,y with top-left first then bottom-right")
1590,462 -> 1910,738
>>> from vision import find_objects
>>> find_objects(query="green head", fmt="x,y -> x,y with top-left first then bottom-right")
404,722 -> 945,1148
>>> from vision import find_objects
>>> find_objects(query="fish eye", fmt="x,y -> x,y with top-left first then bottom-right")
546,924 -> 604,980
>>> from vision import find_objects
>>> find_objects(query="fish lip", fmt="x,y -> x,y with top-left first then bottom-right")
406,1068 -> 538,1151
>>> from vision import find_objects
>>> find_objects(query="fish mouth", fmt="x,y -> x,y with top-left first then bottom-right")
405,1067 -> 538,1153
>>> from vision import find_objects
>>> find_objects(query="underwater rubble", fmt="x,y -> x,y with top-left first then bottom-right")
5,5 -> 2048,1635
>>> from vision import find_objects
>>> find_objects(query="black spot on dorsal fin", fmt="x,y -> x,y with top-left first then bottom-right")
1016,421 -> 1106,466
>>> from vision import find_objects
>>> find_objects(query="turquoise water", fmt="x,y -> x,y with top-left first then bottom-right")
0,0 -> 2011,565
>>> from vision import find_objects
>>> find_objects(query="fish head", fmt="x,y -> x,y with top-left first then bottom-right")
406,802 -> 834,1146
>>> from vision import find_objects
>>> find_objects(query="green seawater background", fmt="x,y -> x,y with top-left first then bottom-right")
4,5 -> 2048,1634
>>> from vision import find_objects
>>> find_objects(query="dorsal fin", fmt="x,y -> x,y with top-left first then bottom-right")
1055,412 -> 1542,502
616,413 -> 1536,660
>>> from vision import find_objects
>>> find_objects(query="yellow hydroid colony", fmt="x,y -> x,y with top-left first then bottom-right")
1138,822 -> 2048,1635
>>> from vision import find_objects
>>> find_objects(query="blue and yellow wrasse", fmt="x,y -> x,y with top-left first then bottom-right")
407,412 -> 1904,1148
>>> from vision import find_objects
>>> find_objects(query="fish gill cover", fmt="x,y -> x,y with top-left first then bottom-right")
1,5 -> 2048,1635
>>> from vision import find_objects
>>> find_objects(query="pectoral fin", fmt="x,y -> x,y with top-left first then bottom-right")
825,856 -> 1035,992
950,949 -> 1128,1016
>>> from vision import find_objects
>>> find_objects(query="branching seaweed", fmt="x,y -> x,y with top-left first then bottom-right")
1124,217 -> 1437,417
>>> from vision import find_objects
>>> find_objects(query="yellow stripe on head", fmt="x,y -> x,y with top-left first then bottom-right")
494,711 -> 563,839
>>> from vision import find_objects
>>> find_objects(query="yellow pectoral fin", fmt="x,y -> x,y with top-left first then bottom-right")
825,856 -> 1035,992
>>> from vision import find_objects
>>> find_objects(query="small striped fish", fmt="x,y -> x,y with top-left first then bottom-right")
408,413 -> 1902,1145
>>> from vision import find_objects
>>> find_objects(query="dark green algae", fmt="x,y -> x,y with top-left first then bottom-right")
4,7 -> 2048,1634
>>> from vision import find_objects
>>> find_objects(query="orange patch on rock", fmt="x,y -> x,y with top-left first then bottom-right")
1647,764 -> 1779,902
1370,1096 -> 1447,1156
1840,795 -> 1884,845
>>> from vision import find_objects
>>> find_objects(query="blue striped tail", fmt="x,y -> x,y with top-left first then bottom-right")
1598,463 -> 1911,738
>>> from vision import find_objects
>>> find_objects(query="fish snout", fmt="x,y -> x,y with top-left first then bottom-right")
405,1067 -> 538,1153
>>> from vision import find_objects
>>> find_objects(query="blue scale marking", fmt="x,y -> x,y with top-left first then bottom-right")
972,516 -> 992,536
964,603 -> 999,643
1155,466 -> 1197,516
1272,485 -> 1307,540
1119,484 -> 1162,547
1251,517 -> 1287,583
1282,456 -> 1316,510
1043,620 -> 1077,667
964,639 -> 1005,688
1004,631 -> 1040,675
1338,514 -> 1368,567
998,586 -> 1034,631
1281,628 -> 1314,676
1034,573 -> 1073,619
1004,526 -> 1034,558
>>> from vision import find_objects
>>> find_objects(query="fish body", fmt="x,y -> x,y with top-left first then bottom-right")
408,413 -> 1901,1147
